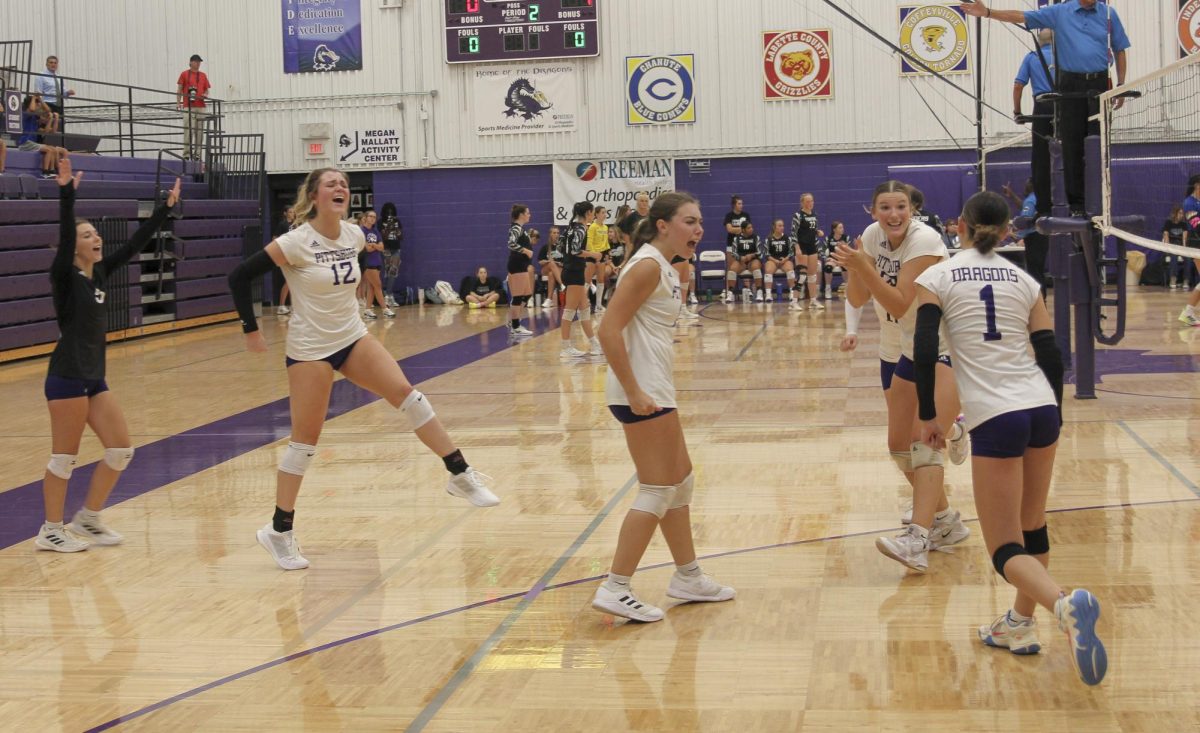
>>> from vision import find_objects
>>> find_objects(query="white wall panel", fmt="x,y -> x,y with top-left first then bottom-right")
6,1 -> 1170,172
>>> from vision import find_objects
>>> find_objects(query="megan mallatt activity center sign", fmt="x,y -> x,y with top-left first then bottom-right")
552,158 -> 675,225
282,0 -> 364,73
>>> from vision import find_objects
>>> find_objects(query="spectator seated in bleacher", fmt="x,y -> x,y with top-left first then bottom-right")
18,95 -> 67,177
459,266 -> 504,309
0,137 -> 6,174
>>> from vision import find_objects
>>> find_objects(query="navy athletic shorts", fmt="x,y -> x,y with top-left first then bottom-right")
970,405 -> 1060,458
285,339 -> 360,371
892,354 -> 953,383
608,405 -> 676,424
44,375 -> 110,401
880,360 -> 897,391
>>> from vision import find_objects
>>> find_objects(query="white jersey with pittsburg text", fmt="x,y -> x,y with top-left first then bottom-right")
276,220 -> 368,361
604,244 -> 682,409
916,248 -> 1056,431
860,220 -> 948,360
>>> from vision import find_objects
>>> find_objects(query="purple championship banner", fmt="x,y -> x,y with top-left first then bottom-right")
445,0 -> 599,64
282,0 -> 364,74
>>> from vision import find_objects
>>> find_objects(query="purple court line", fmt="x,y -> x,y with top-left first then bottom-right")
0,324 -> 521,551
82,494 -> 1199,732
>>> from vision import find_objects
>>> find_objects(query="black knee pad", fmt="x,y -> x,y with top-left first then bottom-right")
510,295 -> 527,306
991,542 -> 1029,580
1023,525 -> 1049,555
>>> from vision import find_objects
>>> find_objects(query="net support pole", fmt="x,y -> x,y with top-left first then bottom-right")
974,15 -> 984,185
1044,140 -> 1073,369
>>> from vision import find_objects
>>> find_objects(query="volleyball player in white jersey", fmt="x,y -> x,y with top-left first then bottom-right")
227,168 -> 499,571
832,181 -> 968,572
914,191 -> 1106,686
591,192 -> 735,622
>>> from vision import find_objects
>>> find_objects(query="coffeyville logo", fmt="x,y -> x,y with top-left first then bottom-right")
899,5 -> 969,76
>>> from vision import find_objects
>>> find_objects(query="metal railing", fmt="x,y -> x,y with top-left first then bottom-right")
0,41 -> 31,93
0,64 -> 224,158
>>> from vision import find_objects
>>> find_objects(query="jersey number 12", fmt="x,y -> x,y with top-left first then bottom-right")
330,261 -> 357,285
979,285 -> 1002,341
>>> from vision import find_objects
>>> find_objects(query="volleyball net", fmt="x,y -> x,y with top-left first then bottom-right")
1099,52 -> 1200,261
980,131 -> 1032,196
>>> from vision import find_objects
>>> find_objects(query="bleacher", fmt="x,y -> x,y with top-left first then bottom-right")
0,149 -> 260,359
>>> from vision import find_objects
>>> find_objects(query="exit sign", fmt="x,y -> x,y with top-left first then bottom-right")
305,141 -> 326,159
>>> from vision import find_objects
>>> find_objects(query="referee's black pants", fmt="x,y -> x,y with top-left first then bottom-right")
1058,72 -> 1108,211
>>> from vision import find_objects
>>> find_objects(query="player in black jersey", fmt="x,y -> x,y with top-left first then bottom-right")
791,193 -> 824,310
761,218 -> 797,303
727,221 -> 763,301
722,196 -> 751,302
36,158 -> 182,553
559,201 -> 604,359
823,220 -> 851,301
538,225 -> 563,309
909,187 -> 944,235
506,204 -> 535,338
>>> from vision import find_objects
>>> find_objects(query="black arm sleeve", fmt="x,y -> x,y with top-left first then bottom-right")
914,303 -> 943,422
52,184 -> 77,289
99,204 -> 173,277
1030,329 -> 1064,421
227,249 -> 276,334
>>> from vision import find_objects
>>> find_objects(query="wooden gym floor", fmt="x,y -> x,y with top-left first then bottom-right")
0,288 -> 1197,732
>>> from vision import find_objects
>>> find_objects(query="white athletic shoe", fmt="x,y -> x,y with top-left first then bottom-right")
385,296 -> 398,308
979,611 -> 1041,655
790,299 -> 805,311
543,299 -> 556,310
511,325 -> 534,337
589,338 -> 604,355
765,291 -> 774,302
362,309 -> 377,320
688,293 -> 699,305
679,308 -> 700,321
277,305 -> 291,316
1055,589 -> 1107,686
755,289 -> 764,302
809,299 -> 825,311
901,501 -> 913,525
1180,310 -> 1200,327
824,287 -> 832,300
560,346 -> 588,360
948,417 -> 969,465
875,525 -> 929,571
666,572 -> 736,603
594,305 -> 606,315
383,308 -> 396,318
69,510 -> 124,546
591,584 -> 664,623
256,524 -> 309,570
446,468 -> 501,507
35,525 -> 89,553
929,509 -> 971,548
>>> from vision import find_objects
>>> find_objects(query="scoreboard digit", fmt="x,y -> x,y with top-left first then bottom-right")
445,0 -> 599,64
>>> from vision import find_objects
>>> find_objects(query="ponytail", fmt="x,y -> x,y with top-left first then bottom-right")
960,190 -> 1011,255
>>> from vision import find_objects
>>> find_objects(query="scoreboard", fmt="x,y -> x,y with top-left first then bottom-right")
445,0 -> 599,64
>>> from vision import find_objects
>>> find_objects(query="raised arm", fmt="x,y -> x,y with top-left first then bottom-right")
52,158 -> 84,287
102,178 -> 182,275
959,2 -> 1028,25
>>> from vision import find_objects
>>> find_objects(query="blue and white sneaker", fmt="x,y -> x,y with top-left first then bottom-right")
978,611 -> 1041,655
1054,589 -> 1107,685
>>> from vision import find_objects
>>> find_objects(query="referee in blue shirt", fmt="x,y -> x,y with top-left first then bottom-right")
1015,29 -> 1055,220
963,0 -> 1130,216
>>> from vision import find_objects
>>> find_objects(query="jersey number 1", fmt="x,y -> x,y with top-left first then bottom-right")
979,285 -> 1002,341
330,261 -> 357,285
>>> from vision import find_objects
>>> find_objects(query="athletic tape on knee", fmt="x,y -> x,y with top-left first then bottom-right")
670,473 -> 694,509
1023,525 -> 1050,555
47,453 -> 77,480
400,390 -> 436,430
631,482 -> 677,519
992,542 -> 1029,580
279,441 -> 317,476
910,441 -> 945,470
103,447 -> 135,471
890,450 -> 912,474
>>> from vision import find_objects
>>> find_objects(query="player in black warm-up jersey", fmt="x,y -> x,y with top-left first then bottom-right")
791,193 -> 824,310
722,196 -> 751,302
559,201 -> 603,359
909,187 -> 944,235
727,221 -> 764,301
761,218 -> 796,303
506,205 -> 535,338
36,158 -> 181,553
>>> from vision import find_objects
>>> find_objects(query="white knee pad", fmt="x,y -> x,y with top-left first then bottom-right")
579,310 -> 592,323
562,308 -> 578,322
47,453 -> 78,480
911,441 -> 945,470
279,441 -> 317,476
400,390 -> 436,430
669,473 -> 694,510
808,274 -> 819,286
103,447 -> 135,472
764,274 -> 774,288
631,482 -> 677,519
890,450 -> 912,474
752,268 -> 762,279
726,271 -> 737,283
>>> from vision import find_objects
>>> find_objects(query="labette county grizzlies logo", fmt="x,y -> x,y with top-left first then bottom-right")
1179,0 -> 1200,56
504,78 -> 553,120
763,30 -> 833,100
899,5 -> 969,76
626,54 -> 696,125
